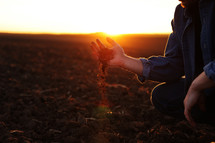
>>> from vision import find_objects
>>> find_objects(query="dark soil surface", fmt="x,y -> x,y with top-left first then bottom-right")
0,33 -> 215,143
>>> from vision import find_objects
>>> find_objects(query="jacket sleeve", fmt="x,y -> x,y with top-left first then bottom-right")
204,61 -> 215,81
138,20 -> 185,82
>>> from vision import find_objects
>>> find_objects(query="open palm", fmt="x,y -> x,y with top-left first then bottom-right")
91,37 -> 125,67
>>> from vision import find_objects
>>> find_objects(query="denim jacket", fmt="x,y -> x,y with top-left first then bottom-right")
139,0 -> 215,91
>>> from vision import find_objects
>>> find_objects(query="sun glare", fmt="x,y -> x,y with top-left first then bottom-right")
0,0 -> 180,34
104,29 -> 126,36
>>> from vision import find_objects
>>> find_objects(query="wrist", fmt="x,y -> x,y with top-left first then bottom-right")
118,55 -> 143,75
190,72 -> 212,92
117,54 -> 128,67
190,80 -> 202,92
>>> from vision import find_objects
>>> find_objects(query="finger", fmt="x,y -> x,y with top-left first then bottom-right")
184,109 -> 196,127
92,51 -> 99,60
188,116 -> 196,127
92,51 -> 99,57
106,37 -> 118,46
91,42 -> 100,52
90,45 -> 99,54
96,39 -> 105,49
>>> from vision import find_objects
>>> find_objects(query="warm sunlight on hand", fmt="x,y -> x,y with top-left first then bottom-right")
90,37 -> 125,67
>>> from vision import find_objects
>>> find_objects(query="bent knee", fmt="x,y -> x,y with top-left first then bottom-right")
150,83 -> 166,106
150,81 -> 185,119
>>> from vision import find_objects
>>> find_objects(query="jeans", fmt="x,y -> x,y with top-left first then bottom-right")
151,79 -> 215,125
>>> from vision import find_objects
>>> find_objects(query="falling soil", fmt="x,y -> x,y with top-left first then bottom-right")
98,47 -> 114,73
97,47 -> 113,107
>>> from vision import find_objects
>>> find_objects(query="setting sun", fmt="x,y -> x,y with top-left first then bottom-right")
0,0 -> 179,34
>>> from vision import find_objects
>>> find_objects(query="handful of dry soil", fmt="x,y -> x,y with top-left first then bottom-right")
98,48 -> 113,72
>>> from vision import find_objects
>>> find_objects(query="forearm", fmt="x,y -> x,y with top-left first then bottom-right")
190,72 -> 215,92
119,55 -> 143,75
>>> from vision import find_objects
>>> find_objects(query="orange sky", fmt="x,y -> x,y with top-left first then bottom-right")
0,0 -> 180,35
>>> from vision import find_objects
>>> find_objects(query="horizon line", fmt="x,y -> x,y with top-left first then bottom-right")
0,31 -> 170,36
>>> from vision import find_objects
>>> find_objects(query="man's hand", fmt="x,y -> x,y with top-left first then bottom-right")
90,37 -> 125,67
184,85 -> 202,127
90,37 -> 143,75
184,72 -> 215,127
